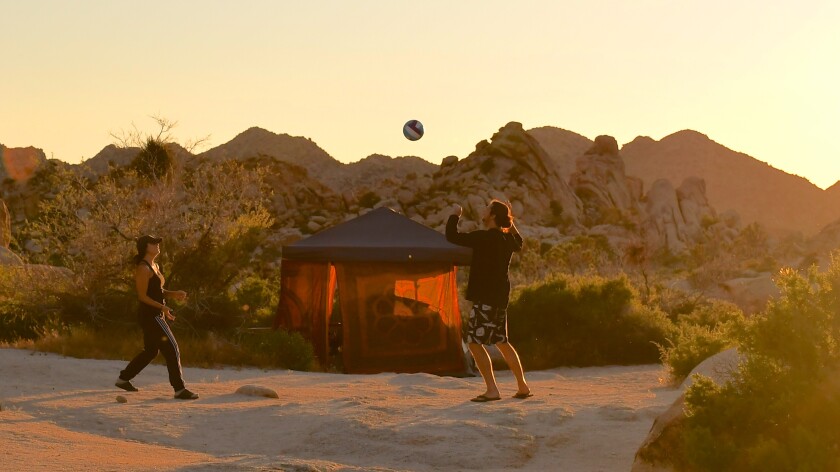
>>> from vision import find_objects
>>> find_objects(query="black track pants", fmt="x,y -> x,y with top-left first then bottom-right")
119,314 -> 185,392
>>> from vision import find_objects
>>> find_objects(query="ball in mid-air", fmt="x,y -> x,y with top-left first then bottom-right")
403,120 -> 424,141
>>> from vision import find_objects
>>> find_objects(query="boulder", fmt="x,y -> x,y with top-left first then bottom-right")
440,155 -> 458,167
0,247 -> 23,266
644,179 -> 688,254
588,135 -> 620,155
676,177 -> 716,240
717,272 -> 779,314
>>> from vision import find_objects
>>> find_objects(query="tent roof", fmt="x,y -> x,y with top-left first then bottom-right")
282,207 -> 472,264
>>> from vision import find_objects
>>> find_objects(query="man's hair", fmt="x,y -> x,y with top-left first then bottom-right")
489,200 -> 513,229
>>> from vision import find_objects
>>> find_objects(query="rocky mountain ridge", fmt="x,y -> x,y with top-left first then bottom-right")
3,123 -> 840,254
619,130 -> 840,235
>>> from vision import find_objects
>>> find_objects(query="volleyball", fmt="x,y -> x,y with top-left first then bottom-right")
403,120 -> 424,141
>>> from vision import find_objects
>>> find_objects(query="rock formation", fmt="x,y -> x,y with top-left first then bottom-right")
0,199 -> 23,265
675,177 -> 716,240
526,126 -> 593,181
571,135 -> 643,227
412,122 -> 581,231
0,145 -> 47,182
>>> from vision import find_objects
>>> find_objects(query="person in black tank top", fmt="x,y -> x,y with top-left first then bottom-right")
116,235 -> 199,400
446,200 -> 532,402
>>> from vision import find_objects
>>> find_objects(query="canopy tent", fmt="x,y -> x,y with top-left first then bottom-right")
275,207 -> 472,374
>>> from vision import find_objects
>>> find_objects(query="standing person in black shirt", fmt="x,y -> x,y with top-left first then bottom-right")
446,200 -> 532,402
116,235 -> 199,400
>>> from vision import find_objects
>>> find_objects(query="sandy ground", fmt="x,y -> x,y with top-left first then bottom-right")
0,348 -> 680,471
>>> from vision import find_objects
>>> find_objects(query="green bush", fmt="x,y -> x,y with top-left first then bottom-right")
234,274 -> 280,327
544,235 -> 619,275
681,261 -> 840,471
657,323 -> 733,382
657,299 -> 746,382
508,274 -> 672,368
20,152 -> 274,333
358,191 -> 381,209
131,137 -> 174,181
0,300 -> 60,342
236,328 -> 316,371
0,266 -> 74,340
676,299 -> 745,328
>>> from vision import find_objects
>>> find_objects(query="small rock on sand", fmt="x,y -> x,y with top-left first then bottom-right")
235,385 -> 279,399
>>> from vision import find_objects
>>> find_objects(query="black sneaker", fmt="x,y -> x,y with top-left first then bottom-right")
115,379 -> 138,392
174,388 -> 199,400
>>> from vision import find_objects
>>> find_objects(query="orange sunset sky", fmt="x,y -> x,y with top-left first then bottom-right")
2,0 -> 839,187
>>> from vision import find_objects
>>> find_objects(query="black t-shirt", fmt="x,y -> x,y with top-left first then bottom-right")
446,215 -> 523,308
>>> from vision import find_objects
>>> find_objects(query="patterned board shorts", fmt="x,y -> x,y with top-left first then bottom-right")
466,302 -> 508,345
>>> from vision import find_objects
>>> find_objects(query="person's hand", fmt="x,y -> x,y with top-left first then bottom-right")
168,290 -> 188,301
452,204 -> 463,218
162,306 -> 176,321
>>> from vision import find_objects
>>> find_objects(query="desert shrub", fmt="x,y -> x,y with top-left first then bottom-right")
0,266 -> 75,340
659,299 -> 746,381
358,191 -> 381,209
544,234 -> 619,276
657,322 -> 735,382
20,155 -> 274,332
507,274 -> 672,368
0,300 -> 60,342
681,259 -> 840,471
235,328 -> 316,371
11,325 -> 317,371
677,299 -> 745,328
189,271 -> 281,332
131,137 -> 174,181
509,238 -> 553,286
14,325 -> 145,360
646,285 -> 703,320
547,200 -> 573,228
233,274 -> 280,328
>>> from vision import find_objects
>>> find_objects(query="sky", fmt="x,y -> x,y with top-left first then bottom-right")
2,0 -> 839,188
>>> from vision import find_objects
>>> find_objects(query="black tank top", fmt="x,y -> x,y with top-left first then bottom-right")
139,260 -> 164,316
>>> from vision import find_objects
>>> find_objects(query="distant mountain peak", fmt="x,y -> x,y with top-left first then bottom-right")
623,136 -> 656,147
199,126 -> 338,169
232,126 -> 308,142
663,129 -> 710,140
622,131 -> 838,235
527,125 -> 591,141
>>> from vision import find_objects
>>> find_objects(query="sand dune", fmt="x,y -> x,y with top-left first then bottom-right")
0,348 -> 680,471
